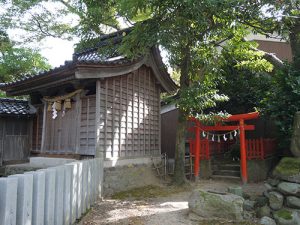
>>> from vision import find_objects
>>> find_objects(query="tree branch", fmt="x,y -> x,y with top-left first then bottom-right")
242,38 -> 284,69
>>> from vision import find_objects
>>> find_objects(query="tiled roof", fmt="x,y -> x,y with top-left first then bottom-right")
74,27 -> 132,61
0,27 -> 177,94
0,98 -> 35,116
0,28 -> 135,89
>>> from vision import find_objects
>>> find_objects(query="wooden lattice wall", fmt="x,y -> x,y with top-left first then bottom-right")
31,66 -> 161,158
80,96 -> 96,155
97,66 -> 161,158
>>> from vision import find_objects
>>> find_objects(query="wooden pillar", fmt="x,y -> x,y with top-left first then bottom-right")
239,119 -> 248,183
41,102 -> 47,152
194,121 -> 200,178
95,80 -> 102,158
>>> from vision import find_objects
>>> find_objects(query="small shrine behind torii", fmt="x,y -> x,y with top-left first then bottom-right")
189,112 -> 260,183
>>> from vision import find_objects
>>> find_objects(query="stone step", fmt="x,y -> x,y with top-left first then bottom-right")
211,175 -> 241,182
212,170 -> 241,177
218,164 -> 240,171
0,166 -> 5,177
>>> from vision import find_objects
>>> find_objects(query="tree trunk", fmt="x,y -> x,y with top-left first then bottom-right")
173,47 -> 190,185
173,109 -> 188,185
289,17 -> 300,70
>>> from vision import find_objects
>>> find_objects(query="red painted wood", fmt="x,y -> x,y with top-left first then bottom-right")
188,112 -> 263,183
225,112 -> 259,121
199,125 -> 255,131
239,119 -> 248,183
194,123 -> 200,178
245,138 -> 277,160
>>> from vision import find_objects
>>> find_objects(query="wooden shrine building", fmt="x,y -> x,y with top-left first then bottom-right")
0,30 -> 177,160
0,98 -> 35,165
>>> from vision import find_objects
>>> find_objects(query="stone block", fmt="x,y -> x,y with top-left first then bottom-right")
0,177 -> 18,225
278,182 -> 300,197
273,208 -> 300,225
82,160 -> 88,212
243,200 -> 255,211
260,216 -> 276,225
227,186 -> 243,197
255,196 -> 269,207
273,158 -> 300,184
12,173 -> 33,225
43,168 -> 56,225
264,183 -> 274,191
90,159 -> 96,203
54,166 -> 65,225
286,196 -> 300,209
267,178 -> 280,187
64,165 -> 72,225
256,205 -> 271,218
30,170 -> 46,225
269,191 -> 284,210
67,162 -> 78,224
87,160 -> 92,209
189,189 -> 244,221
96,158 -> 104,198
76,161 -> 83,219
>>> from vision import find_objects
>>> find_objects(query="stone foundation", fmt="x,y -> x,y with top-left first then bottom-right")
103,157 -> 161,196
247,156 -> 279,182
199,160 -> 212,179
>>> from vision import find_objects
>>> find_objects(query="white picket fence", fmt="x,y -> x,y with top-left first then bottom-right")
0,158 -> 104,225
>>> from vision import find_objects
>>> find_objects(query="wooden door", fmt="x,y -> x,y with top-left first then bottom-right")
44,100 -> 79,153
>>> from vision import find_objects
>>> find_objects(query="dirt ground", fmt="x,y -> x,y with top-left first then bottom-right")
76,179 -> 266,225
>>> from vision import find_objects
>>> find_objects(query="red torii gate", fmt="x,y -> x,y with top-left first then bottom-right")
190,112 -> 259,183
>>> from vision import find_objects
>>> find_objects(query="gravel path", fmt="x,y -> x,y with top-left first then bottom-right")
77,180 -> 266,225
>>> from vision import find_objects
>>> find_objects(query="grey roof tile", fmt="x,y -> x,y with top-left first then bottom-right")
0,98 -> 35,116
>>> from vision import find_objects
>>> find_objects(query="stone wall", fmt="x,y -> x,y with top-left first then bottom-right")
254,158 -> 300,225
256,178 -> 300,224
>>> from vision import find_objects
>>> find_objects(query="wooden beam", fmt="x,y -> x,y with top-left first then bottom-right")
240,119 -> 248,183
158,87 -> 161,155
104,80 -> 108,158
95,80 -> 102,158
199,125 -> 255,131
225,112 -> 259,121
143,70 -> 146,156
75,59 -> 146,79
125,76 -> 128,157
41,102 -> 47,152
132,72 -> 135,156
112,79 -> 115,157
35,108 -> 39,151
118,78 -> 122,157
75,93 -> 82,154
138,69 -> 141,156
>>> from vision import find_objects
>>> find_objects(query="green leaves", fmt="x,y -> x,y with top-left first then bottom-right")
177,80 -> 229,119
261,64 -> 300,148
0,46 -> 51,83
0,29 -> 50,83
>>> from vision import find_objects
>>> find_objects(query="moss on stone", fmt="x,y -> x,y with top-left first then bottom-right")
273,157 -> 300,176
274,209 -> 293,220
197,220 -> 259,225
111,184 -> 187,200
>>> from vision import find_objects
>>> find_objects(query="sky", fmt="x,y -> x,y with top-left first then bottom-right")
40,37 -> 76,67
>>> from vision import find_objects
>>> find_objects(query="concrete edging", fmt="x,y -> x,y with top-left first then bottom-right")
0,158 -> 103,225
